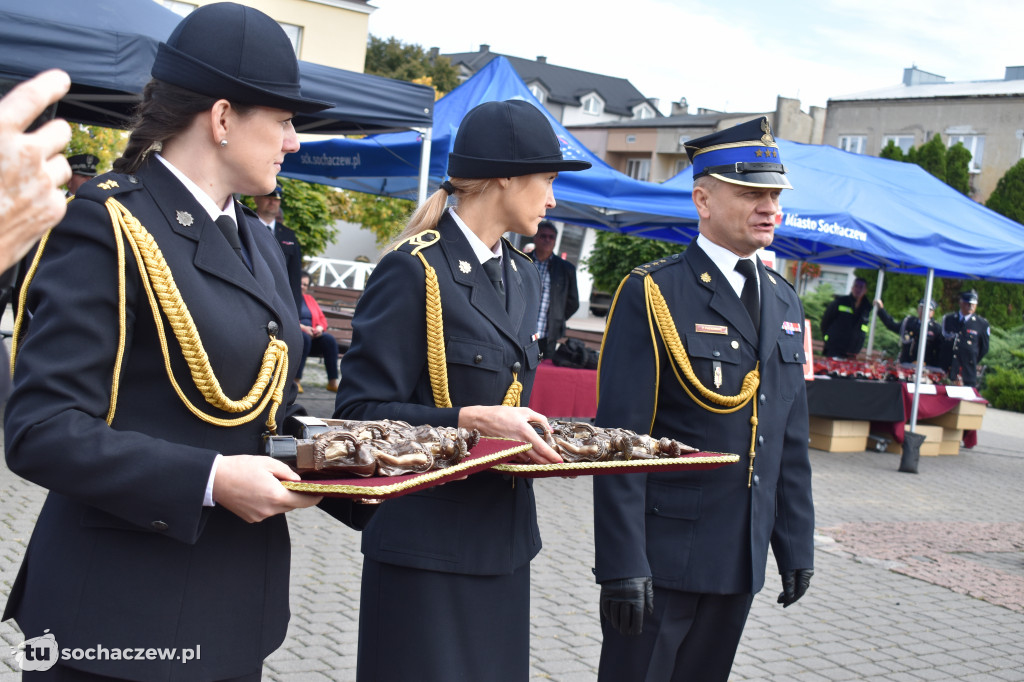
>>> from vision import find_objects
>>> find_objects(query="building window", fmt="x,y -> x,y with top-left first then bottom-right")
633,104 -> 655,120
157,0 -> 196,16
582,94 -> 602,116
838,135 -> 866,154
882,135 -> 914,154
529,84 -> 545,104
948,134 -> 985,173
674,158 -> 691,176
625,158 -> 650,181
277,22 -> 302,56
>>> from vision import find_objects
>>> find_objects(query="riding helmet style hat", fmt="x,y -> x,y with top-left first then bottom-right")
448,100 -> 591,178
152,2 -> 333,113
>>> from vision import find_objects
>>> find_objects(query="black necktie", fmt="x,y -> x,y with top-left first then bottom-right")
735,258 -> 760,332
483,257 -> 505,301
215,215 -> 251,272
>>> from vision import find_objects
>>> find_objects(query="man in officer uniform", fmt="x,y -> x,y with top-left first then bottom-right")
940,289 -> 990,386
820,276 -> 871,357
875,297 -> 943,367
255,182 -> 304,314
593,117 -> 814,682
65,153 -> 99,196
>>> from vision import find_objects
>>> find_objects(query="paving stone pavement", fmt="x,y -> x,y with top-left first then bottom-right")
2,369 -> 1022,681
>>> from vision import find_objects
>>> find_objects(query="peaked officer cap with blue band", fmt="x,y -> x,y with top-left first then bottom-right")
686,116 -> 792,189
152,2 -> 333,114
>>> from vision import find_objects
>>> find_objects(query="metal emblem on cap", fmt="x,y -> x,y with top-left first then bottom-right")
700,272 -> 712,283
760,119 -> 775,145
176,210 -> 194,227
458,260 -> 472,274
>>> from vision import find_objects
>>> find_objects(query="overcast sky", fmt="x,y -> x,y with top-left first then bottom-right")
367,0 -> 1023,115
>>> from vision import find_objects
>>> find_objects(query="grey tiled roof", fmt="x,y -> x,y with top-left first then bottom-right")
443,48 -> 659,118
830,79 -> 1024,102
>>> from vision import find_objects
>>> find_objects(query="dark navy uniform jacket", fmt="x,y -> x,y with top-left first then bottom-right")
593,240 -> 814,595
940,311 -> 990,386
3,159 -> 326,681
877,307 -> 942,366
271,220 -> 304,314
335,212 -> 544,576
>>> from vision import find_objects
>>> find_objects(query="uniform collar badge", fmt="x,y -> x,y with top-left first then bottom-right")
176,210 -> 194,227
509,259 -> 518,272
700,272 -> 712,283
767,274 -> 777,285
458,260 -> 472,274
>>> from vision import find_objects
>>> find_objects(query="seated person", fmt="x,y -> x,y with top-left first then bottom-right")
297,271 -> 340,392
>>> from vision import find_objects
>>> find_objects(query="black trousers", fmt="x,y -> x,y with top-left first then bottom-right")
598,588 -> 754,682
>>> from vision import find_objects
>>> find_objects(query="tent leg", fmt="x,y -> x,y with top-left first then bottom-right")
866,269 -> 885,356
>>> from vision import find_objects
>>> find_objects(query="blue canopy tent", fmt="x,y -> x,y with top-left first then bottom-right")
281,56 -> 698,229
661,140 -> 1024,283
0,0 -> 434,134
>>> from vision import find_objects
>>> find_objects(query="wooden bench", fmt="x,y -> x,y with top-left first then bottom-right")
308,284 -> 363,352
564,327 -> 604,352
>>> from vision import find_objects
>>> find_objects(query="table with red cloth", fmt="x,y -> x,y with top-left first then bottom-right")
528,359 -> 597,419
805,379 -> 981,448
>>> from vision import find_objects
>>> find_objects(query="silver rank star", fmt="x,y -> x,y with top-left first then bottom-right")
176,210 -> 194,227
458,260 -> 472,274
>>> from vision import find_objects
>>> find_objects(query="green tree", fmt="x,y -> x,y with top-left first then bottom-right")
242,177 -> 346,256
581,231 -> 679,293
879,140 -> 904,161
364,36 -> 459,95
914,133 -> 947,182
337,192 -> 416,247
945,142 -> 972,194
66,124 -> 127,178
985,158 -> 1024,224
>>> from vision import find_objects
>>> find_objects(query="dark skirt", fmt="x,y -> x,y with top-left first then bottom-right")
357,558 -> 530,682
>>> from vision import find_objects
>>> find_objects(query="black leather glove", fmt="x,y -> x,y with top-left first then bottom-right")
600,577 -> 654,636
777,568 -> 814,607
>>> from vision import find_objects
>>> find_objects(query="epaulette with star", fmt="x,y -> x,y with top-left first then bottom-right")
393,229 -> 441,255
630,252 -> 683,278
73,171 -> 145,203
765,265 -> 797,292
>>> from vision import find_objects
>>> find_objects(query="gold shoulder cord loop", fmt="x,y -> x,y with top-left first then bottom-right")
101,199 -> 289,433
645,276 -> 760,487
402,231 -> 522,409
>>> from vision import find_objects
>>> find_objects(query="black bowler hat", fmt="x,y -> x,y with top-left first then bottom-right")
152,2 -> 333,114
265,184 -> 283,199
447,100 -> 591,178
686,116 -> 792,189
960,289 -> 979,304
67,154 -> 99,177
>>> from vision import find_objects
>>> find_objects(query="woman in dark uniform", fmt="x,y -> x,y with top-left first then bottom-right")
1,4 -> 361,680
334,99 -> 591,681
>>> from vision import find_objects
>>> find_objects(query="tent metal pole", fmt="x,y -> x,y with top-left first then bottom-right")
416,126 -> 433,207
866,269 -> 885,356
908,268 -> 936,432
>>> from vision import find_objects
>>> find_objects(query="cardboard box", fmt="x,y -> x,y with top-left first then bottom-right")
884,424 -> 943,456
923,410 -> 984,431
937,428 -> 963,455
808,417 -> 871,438
809,432 -> 868,452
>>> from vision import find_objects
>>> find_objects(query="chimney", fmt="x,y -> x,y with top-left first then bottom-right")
479,44 -> 490,53
1006,66 -> 1024,81
902,66 -> 945,86
428,47 -> 439,64
671,97 -> 689,116
536,56 -> 547,63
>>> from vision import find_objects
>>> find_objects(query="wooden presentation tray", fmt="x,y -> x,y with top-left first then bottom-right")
281,436 -> 530,501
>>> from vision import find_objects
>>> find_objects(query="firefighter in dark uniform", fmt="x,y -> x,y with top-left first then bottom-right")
2,5 -> 374,679
940,289 -> 990,386
593,117 -> 815,682
875,297 -> 943,367
820,276 -> 871,357
254,182 -> 304,314
334,99 -> 590,681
